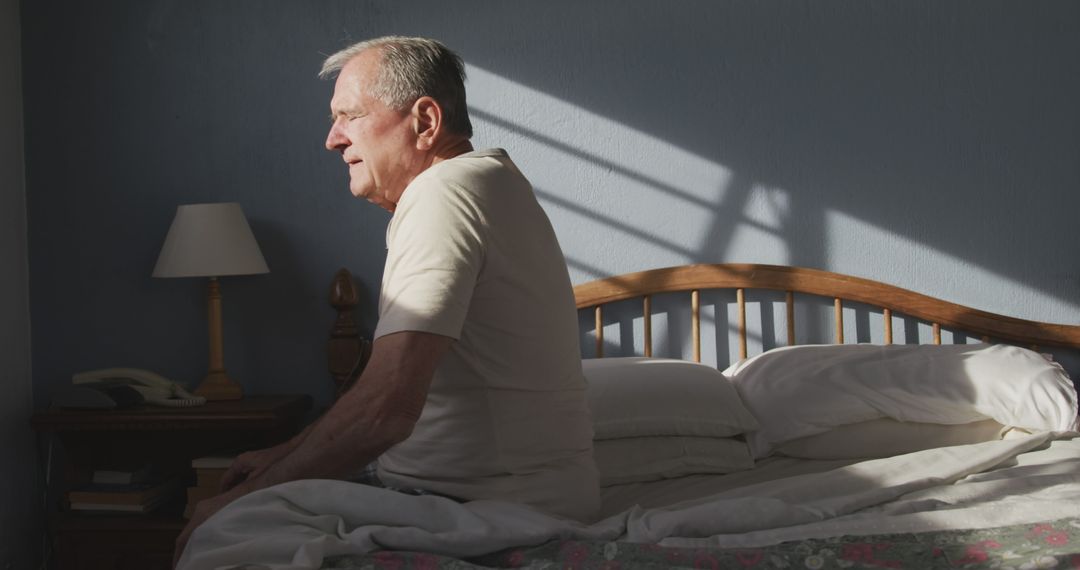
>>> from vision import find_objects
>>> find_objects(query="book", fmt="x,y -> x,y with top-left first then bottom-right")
67,476 -> 183,506
70,493 -> 172,513
92,464 -> 154,485
191,455 -> 235,469
181,455 -> 236,518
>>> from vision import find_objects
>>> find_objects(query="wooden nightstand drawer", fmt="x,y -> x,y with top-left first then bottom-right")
32,395 -> 312,570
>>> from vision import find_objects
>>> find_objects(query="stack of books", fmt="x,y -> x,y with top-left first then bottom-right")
67,470 -> 182,514
184,455 -> 234,519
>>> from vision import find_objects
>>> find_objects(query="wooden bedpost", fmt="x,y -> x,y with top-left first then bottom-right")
328,268 -> 371,396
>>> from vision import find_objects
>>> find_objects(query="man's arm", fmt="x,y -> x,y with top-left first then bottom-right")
231,330 -> 450,485
175,330 -> 452,565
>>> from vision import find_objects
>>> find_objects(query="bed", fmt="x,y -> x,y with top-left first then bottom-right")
179,264 -> 1080,570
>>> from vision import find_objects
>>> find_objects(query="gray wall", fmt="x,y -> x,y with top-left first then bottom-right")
21,2 -> 1080,407
2,0 -> 38,567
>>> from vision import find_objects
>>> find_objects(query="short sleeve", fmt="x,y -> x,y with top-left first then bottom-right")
374,179 -> 485,340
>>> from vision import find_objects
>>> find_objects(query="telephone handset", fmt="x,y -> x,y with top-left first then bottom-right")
59,368 -> 207,409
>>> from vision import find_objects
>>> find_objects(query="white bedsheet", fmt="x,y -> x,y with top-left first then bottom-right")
600,455 -> 862,516
177,431 -> 1080,570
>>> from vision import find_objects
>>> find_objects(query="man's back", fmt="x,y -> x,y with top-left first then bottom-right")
374,149 -> 599,522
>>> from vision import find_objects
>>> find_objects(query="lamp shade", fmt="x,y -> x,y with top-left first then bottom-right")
153,203 -> 269,278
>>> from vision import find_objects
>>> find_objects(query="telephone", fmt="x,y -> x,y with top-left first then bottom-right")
53,368 -> 207,409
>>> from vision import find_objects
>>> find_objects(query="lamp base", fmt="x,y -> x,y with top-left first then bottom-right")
194,370 -> 244,401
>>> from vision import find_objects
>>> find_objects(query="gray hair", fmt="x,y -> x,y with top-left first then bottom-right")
320,36 -> 473,138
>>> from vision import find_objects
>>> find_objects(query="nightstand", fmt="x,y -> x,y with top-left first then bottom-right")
31,394 -> 312,570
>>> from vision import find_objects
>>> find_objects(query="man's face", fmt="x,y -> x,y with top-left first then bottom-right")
325,51 -> 420,211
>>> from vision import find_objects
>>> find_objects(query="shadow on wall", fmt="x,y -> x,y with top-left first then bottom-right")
472,106 -> 824,285
453,1 -> 1080,307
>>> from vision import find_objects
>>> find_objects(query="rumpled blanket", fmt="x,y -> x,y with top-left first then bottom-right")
178,432 -> 1080,570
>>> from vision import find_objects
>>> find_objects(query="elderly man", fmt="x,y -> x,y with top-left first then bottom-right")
175,36 -> 598,562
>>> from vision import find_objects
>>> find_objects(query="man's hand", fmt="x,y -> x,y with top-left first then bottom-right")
173,492 -> 235,569
221,444 -> 294,493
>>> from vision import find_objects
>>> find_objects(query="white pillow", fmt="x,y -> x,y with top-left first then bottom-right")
594,436 -> 754,486
584,357 -> 759,440
726,344 -> 1079,458
775,418 -> 1008,459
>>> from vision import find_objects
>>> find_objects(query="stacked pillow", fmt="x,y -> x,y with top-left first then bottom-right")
582,357 -> 759,486
583,344 -> 1079,481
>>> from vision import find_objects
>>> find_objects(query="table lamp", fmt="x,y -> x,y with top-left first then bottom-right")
152,203 -> 269,400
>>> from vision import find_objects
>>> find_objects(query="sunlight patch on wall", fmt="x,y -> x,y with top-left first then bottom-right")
466,65 -> 735,282
467,66 -> 730,202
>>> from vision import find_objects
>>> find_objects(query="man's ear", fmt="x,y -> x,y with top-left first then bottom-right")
411,97 -> 442,150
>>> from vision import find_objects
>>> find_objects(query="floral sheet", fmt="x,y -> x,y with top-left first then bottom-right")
323,517 -> 1080,569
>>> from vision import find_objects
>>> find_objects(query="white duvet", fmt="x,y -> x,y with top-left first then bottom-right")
178,431 -> 1080,570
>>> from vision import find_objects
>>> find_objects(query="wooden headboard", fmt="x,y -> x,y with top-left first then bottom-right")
327,268 -> 371,395
574,264 -> 1080,361
329,264 -> 1080,386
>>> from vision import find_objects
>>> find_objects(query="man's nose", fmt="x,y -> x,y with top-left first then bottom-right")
325,121 -> 347,151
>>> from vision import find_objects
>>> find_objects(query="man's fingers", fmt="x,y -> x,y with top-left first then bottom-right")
219,464 -> 253,492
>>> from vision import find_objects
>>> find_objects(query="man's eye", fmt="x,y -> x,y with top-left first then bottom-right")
328,113 -> 362,124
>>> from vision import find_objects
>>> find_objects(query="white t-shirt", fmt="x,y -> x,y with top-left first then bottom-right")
373,149 -> 599,522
